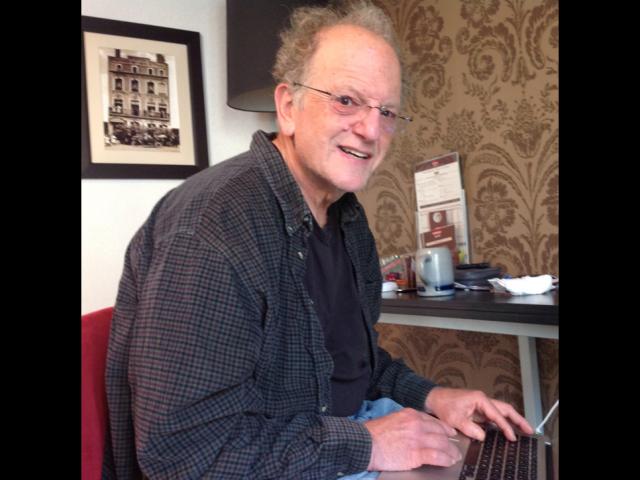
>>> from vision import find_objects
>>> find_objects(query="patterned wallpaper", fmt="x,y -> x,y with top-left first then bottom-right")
360,0 -> 558,275
357,0 -> 559,475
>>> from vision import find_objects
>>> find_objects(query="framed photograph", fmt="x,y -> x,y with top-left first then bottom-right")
82,16 -> 209,179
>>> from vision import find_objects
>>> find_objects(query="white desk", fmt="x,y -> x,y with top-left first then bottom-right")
379,290 -> 558,428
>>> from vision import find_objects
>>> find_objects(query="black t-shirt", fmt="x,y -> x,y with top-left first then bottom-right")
303,204 -> 372,416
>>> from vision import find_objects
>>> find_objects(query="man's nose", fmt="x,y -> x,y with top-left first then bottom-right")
352,106 -> 382,140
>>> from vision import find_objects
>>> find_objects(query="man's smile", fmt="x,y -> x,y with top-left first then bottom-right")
338,145 -> 372,160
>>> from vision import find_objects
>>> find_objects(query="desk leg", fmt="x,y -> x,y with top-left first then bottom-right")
517,336 -> 543,429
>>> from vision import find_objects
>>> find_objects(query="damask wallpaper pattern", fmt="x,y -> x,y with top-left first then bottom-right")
360,0 -> 558,272
356,0 -> 559,475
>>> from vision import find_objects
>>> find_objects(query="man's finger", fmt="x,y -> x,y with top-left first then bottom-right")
457,420 -> 486,442
505,411 -> 534,435
417,412 -> 457,436
493,401 -> 534,436
483,407 -> 516,441
420,446 -> 462,467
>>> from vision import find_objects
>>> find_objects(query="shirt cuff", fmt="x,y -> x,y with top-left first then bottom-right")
317,416 -> 372,475
398,372 -> 439,412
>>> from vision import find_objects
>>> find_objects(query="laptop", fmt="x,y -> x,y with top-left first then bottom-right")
379,425 -> 553,480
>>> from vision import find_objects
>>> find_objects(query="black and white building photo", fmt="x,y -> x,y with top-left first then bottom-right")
103,49 -> 180,150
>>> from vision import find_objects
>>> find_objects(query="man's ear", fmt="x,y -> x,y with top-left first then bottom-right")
274,83 -> 296,136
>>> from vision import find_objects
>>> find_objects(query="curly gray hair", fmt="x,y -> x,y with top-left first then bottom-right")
272,1 -> 405,97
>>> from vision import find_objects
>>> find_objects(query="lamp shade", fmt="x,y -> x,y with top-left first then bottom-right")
226,0 -> 328,112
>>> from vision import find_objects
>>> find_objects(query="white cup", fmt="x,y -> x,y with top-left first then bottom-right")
416,247 -> 455,297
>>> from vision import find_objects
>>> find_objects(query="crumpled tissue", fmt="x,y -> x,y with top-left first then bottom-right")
488,275 -> 555,295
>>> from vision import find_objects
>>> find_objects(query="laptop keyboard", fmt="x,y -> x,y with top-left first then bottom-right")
458,428 -> 538,480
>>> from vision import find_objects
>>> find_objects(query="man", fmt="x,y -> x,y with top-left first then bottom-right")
103,2 -> 533,478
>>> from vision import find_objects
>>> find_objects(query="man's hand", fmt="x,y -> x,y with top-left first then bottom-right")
363,408 -> 462,471
425,387 -> 534,442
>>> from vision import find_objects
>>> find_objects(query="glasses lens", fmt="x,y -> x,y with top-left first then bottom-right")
394,118 -> 414,136
380,118 -> 395,134
331,96 -> 359,116
319,88 -> 409,135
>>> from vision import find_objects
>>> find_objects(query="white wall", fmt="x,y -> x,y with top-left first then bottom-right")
81,0 -> 277,314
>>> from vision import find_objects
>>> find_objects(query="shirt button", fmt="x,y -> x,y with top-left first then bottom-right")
297,251 -> 304,260
337,473 -> 344,477
287,225 -> 294,233
320,405 -> 328,413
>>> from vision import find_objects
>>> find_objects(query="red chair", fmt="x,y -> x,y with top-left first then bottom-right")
82,307 -> 114,480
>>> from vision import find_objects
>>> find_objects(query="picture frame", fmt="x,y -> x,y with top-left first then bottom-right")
81,16 -> 209,179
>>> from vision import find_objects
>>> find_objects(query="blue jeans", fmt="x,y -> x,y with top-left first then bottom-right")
340,397 -> 404,480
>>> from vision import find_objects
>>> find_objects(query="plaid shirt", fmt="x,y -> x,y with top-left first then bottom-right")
103,130 -> 437,479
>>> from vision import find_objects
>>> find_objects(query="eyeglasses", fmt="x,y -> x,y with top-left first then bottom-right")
292,82 -> 412,135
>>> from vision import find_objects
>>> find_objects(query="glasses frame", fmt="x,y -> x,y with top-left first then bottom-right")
292,82 -> 412,133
